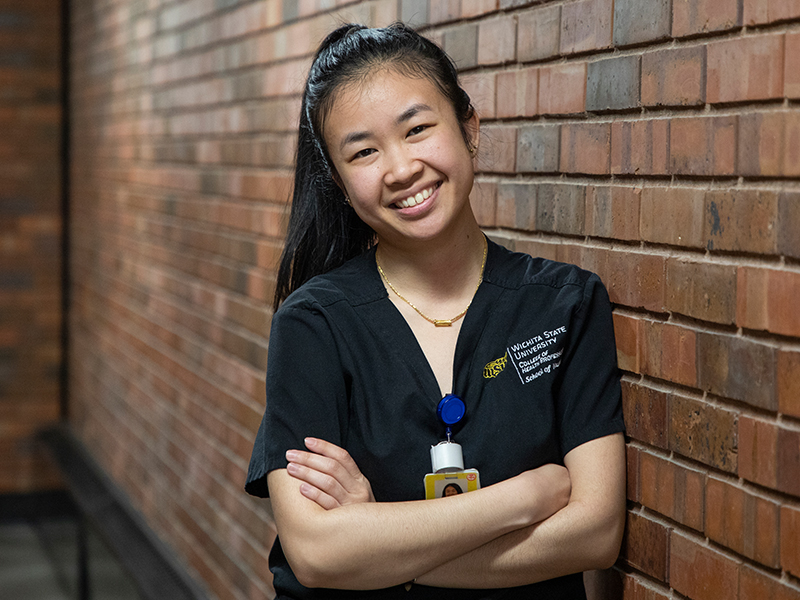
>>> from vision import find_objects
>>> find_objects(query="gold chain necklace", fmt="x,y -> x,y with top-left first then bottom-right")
376,238 -> 488,327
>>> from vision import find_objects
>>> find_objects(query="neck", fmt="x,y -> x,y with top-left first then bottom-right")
375,223 -> 486,302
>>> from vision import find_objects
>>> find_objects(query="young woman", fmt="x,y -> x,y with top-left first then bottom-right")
245,23 -> 626,599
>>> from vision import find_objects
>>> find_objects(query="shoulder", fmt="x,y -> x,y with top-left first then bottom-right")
484,239 -> 601,295
279,248 -> 384,315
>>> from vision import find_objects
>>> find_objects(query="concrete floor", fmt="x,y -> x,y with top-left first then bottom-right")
0,516 -> 142,599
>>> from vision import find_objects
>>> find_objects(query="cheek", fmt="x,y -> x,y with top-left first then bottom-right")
346,166 -> 383,203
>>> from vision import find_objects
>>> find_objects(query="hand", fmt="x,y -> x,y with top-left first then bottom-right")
285,437 -> 375,510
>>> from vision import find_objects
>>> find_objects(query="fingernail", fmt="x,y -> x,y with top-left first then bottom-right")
286,450 -> 298,461
304,437 -> 316,448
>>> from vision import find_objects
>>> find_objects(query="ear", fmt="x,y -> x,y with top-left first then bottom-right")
330,169 -> 346,196
466,111 -> 480,155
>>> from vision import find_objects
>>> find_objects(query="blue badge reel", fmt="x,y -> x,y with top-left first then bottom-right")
424,394 -> 481,499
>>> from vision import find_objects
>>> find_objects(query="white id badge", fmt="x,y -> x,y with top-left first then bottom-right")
424,469 -> 481,499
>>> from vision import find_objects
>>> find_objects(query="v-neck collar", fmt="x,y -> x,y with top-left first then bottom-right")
354,240 -> 505,404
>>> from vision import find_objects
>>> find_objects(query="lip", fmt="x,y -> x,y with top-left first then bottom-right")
389,181 -> 442,214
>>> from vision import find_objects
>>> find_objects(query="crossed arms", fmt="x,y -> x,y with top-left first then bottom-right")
266,432 -> 625,590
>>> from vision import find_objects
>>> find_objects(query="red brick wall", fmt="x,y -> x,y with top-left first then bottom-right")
67,1 -> 800,599
0,0 -> 64,492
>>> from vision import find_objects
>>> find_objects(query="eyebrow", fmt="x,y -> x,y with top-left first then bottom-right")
338,103 -> 434,152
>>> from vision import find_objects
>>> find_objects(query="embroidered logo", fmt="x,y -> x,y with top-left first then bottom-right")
507,325 -> 567,384
483,352 -> 507,379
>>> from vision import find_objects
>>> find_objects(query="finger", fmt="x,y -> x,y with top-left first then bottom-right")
304,437 -> 363,479
297,481 -> 340,511
287,449 -> 355,487
286,460 -> 349,503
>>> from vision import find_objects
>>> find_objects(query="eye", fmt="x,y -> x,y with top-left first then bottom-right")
352,148 -> 376,160
407,124 -> 429,137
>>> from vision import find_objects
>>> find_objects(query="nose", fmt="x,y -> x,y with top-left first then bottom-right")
383,144 -> 422,187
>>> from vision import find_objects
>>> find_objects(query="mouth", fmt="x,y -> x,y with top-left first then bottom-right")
392,182 -> 442,209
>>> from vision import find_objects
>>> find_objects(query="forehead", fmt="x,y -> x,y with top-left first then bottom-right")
323,70 -> 451,138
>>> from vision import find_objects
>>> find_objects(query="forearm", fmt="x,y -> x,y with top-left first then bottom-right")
416,433 -> 626,589
269,467 -> 565,590
415,497 -> 624,588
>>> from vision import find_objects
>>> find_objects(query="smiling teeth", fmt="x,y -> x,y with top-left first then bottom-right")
397,185 -> 435,209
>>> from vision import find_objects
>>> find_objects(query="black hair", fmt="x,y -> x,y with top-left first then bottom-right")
273,22 -> 476,310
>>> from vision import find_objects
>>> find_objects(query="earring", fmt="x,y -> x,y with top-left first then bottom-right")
344,195 -> 352,207
468,144 -> 478,157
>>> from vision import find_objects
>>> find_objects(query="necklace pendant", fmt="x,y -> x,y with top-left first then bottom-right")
434,319 -> 453,327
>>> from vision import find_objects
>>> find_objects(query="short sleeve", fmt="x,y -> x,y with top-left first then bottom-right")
555,274 -> 624,457
244,304 -> 349,497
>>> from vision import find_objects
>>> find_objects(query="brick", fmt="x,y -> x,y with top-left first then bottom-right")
707,33 -> 785,104
400,0 -> 430,27
443,24 -> 478,69
517,4 -> 561,62
669,393 -> 738,472
743,0 -> 800,24
640,187 -> 705,247
738,267 -> 800,337
786,32 -> 800,98
739,564 -> 800,600
778,427 -> 800,497
670,532 -> 740,600
585,185 -> 640,241
705,190 -> 779,254
739,112 -> 800,177
611,119 -> 669,175
477,15 -> 516,65
560,122 -> 611,174
495,67 -> 538,118
586,55 -> 640,111
559,0 -> 613,55
516,124 -> 559,173
639,451 -> 705,531
514,238 -> 559,261
738,416 -> 778,488
672,0 -> 740,36
641,46 -> 705,107
705,477 -> 780,567
779,191 -> 800,259
462,0 -> 498,18
461,71 -> 496,119
538,62 -> 586,115
613,312 -> 640,373
470,179 -> 497,227
626,444 -> 640,501
536,184 -> 585,235
697,331 -> 777,410
665,258 -> 737,324
477,125 -> 516,173
429,0 -> 460,23
622,512 -> 670,580
661,323 -> 698,388
778,349 -> 800,418
782,505 -> 800,578
669,115 -> 737,176
622,576 -> 671,600
614,0 -> 672,46
593,251 -> 665,313
495,182 -> 536,230
622,380 -> 668,449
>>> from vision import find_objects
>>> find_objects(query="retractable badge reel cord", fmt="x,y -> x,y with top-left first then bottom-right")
424,394 -> 481,499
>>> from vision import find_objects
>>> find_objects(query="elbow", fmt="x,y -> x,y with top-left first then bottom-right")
284,544 -> 341,589
589,509 -> 625,570
284,538 -> 361,590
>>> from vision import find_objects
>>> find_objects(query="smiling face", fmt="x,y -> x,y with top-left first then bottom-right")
322,68 -> 479,249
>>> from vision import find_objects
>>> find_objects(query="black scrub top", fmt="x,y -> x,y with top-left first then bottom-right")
246,239 -> 624,600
